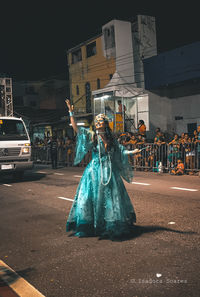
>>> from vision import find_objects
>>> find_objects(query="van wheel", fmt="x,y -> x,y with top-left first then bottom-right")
13,171 -> 24,180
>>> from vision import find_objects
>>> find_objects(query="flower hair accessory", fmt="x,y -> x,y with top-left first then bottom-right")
95,113 -> 109,123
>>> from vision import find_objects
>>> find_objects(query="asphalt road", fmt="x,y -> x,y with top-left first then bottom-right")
0,165 -> 200,297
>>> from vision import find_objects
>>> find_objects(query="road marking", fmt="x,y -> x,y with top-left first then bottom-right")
54,173 -> 64,175
57,196 -> 74,202
168,222 -> 176,225
37,171 -> 47,174
170,187 -> 198,192
131,182 -> 150,186
3,184 -> 12,187
74,175 -> 82,178
0,260 -> 45,296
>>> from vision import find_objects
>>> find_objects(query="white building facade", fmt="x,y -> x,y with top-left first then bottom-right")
92,16 -> 157,134
144,42 -> 200,138
102,15 -> 157,88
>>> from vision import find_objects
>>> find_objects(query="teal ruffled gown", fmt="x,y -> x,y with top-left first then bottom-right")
66,127 -> 136,238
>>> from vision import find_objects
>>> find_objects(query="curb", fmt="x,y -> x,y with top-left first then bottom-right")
0,260 -> 45,297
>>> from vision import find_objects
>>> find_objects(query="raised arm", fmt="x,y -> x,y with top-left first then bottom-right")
65,99 -> 78,133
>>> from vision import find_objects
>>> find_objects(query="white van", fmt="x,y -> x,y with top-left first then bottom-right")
0,116 -> 33,178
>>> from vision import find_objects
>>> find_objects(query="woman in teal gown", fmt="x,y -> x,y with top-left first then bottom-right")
65,100 -> 139,239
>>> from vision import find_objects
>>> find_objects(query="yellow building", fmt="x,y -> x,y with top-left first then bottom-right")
67,16 -> 157,132
67,34 -> 116,114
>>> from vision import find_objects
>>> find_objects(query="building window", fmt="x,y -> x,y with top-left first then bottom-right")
85,82 -> 91,113
175,116 -> 183,120
97,79 -> 100,89
76,85 -> 79,95
71,48 -> 82,64
109,74 -> 113,80
103,25 -> 115,49
86,41 -> 96,58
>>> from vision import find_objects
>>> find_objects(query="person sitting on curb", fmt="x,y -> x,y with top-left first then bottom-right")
171,159 -> 185,175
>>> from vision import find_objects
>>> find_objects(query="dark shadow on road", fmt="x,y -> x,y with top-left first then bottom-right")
0,171 -> 46,185
67,225 -> 196,242
0,266 -> 19,287
98,225 -> 197,242
0,266 -> 35,287
16,267 -> 36,278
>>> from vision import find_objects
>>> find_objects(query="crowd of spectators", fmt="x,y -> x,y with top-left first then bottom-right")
31,135 -> 76,168
118,124 -> 200,174
31,123 -> 200,174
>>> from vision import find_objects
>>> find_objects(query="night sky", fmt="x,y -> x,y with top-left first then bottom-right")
0,0 -> 199,81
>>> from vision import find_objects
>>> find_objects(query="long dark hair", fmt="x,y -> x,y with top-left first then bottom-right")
94,119 -> 116,151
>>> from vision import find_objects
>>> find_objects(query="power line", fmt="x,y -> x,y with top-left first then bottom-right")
70,74 -> 144,85
68,47 -> 157,76
69,52 -> 155,76
68,44 -> 157,70
69,63 -> 145,82
69,57 -> 200,87
67,43 -> 157,98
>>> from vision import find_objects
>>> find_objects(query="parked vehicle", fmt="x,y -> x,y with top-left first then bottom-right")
0,116 -> 33,179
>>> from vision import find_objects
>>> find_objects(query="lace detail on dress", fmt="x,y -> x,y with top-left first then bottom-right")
74,127 -> 94,165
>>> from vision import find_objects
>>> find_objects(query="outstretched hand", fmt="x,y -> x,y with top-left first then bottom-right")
65,98 -> 77,132
65,99 -> 73,112
132,148 -> 140,154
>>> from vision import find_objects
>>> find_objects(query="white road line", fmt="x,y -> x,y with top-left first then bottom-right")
74,175 -> 82,178
37,171 -> 47,174
170,187 -> 198,192
131,182 -> 151,186
57,196 -> 74,202
54,173 -> 64,175
3,184 -> 12,187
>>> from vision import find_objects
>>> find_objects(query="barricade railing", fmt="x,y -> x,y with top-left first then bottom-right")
31,145 -> 50,164
126,142 -> 200,173
168,142 -> 199,172
125,143 -> 168,172
31,145 -> 91,168
31,142 -> 200,173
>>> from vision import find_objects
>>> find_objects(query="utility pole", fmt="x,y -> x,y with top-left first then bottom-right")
0,76 -> 13,116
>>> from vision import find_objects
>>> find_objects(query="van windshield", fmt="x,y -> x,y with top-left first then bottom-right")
0,119 -> 29,141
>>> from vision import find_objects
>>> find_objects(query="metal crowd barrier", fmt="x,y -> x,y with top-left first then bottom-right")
31,145 -> 91,168
31,143 -> 200,173
31,146 -> 50,163
126,142 -> 200,173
